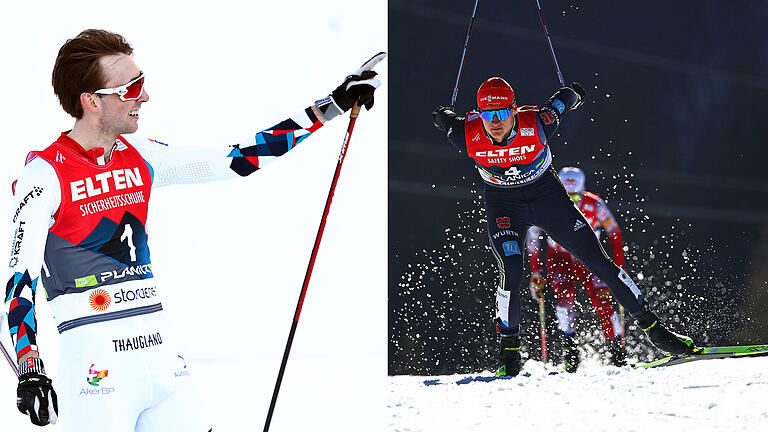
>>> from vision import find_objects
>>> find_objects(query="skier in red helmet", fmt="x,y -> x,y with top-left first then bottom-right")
433,77 -> 694,376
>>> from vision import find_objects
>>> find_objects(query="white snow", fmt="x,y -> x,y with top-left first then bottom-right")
0,1 -> 386,431
388,356 -> 768,431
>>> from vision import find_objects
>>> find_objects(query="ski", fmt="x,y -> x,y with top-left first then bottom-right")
633,344 -> 768,369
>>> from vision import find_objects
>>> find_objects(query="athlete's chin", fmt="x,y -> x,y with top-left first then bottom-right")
123,123 -> 140,135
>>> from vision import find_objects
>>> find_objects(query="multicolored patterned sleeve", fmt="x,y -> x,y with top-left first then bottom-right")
228,105 -> 324,177
5,158 -> 60,360
132,105 -> 326,187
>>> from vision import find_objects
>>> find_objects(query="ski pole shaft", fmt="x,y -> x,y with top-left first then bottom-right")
538,297 -> 548,360
534,0 -> 565,87
619,304 -> 626,347
0,314 -> 19,377
450,0 -> 480,108
263,102 -> 363,432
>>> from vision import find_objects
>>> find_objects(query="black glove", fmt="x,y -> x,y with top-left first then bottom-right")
330,52 -> 387,111
17,358 -> 58,426
570,82 -> 586,110
432,106 -> 455,131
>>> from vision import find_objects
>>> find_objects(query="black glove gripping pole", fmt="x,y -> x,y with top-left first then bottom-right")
534,0 -> 566,86
450,0 -> 480,108
263,102 -> 363,432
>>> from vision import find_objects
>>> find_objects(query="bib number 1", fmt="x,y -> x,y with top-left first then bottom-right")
120,224 -> 137,262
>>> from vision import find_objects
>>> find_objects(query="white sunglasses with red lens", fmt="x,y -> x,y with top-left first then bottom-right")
94,73 -> 145,101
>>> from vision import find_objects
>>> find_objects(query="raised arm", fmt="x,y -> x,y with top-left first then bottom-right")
131,53 -> 385,187
536,83 -> 586,141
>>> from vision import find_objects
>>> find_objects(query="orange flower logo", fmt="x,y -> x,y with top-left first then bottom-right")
89,289 -> 111,312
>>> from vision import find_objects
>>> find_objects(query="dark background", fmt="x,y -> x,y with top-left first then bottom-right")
389,0 -> 768,375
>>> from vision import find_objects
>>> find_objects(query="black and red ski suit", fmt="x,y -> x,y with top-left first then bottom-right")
433,87 -> 646,337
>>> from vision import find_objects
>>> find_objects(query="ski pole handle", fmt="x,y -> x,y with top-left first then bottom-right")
350,101 -> 361,119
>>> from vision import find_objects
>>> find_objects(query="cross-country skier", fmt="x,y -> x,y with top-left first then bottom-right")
527,167 -> 627,372
432,77 -> 694,377
4,29 -> 383,430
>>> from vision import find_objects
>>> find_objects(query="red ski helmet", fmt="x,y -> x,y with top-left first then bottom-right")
477,77 -> 517,111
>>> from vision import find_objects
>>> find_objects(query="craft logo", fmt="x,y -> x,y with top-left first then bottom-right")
496,217 -> 511,229
13,187 -> 44,223
87,364 -> 109,386
56,151 -> 66,164
520,128 -> 534,137
89,289 -> 112,312
9,221 -> 25,268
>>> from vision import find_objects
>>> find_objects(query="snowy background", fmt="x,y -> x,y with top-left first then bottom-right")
0,1 -> 387,431
388,356 -> 768,431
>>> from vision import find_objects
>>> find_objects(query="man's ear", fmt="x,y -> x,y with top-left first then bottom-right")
80,92 -> 100,114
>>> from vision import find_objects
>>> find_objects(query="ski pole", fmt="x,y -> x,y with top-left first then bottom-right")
0,314 -> 19,377
534,0 -> 565,87
619,304 -> 626,347
263,102 -> 364,432
538,297 -> 548,360
450,0 -> 480,108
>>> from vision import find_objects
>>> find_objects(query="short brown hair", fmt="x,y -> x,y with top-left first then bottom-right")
52,29 -> 133,119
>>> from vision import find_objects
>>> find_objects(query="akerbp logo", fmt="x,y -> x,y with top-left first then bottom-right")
80,363 -> 115,397
87,364 -> 109,386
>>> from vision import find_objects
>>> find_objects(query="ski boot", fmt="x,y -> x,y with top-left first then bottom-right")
635,309 -> 695,354
495,335 -> 521,377
562,333 -> 580,373
606,338 -> 627,367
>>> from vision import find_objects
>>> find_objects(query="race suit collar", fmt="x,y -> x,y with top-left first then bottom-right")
58,131 -> 117,165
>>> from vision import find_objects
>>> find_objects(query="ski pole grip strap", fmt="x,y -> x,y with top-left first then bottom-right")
18,357 -> 46,376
